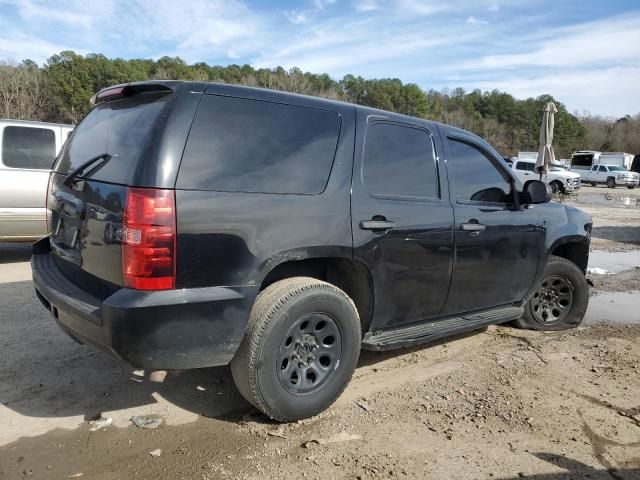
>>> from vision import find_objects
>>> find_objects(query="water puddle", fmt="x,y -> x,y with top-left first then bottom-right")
588,250 -> 640,273
557,191 -> 639,208
584,291 -> 640,325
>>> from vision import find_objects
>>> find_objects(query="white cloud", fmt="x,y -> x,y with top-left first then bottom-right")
461,13 -> 640,70
395,0 -> 447,16
354,0 -> 380,12
466,67 -> 640,118
12,0 -> 94,29
0,33 -> 85,63
488,2 -> 500,12
465,15 -> 488,24
284,10 -> 308,24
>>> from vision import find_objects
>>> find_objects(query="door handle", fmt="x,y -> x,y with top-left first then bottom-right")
360,220 -> 395,232
461,222 -> 486,232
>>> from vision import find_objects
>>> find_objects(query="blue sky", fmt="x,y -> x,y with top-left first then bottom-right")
1,0 -> 639,117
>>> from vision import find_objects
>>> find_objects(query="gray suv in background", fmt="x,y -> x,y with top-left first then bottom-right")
0,119 -> 73,241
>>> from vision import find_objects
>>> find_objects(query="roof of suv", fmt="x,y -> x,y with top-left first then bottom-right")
97,80 -> 471,136
95,80 -> 505,165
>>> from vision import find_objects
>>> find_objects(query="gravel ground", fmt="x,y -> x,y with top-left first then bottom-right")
0,187 -> 639,480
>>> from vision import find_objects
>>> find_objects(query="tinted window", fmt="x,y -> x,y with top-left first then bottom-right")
362,123 -> 438,198
516,162 -> 535,171
2,126 -> 55,169
178,95 -> 341,194
598,165 -> 608,172
447,139 -> 512,204
572,154 -> 593,167
54,92 -> 171,184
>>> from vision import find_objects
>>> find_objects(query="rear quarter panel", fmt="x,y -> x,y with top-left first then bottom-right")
174,100 -> 356,290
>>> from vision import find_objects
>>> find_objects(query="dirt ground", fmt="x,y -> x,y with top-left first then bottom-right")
1,185 -> 639,480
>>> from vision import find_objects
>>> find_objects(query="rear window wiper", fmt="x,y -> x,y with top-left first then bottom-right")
63,153 -> 112,186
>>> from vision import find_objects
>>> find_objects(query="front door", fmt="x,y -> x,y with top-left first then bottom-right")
441,135 -> 544,315
352,117 -> 454,331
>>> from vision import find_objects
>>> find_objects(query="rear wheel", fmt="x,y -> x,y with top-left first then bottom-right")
513,256 -> 589,331
231,277 -> 361,422
606,177 -> 616,188
590,182 -> 597,187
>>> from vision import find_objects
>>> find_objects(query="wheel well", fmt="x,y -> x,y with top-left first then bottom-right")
551,242 -> 589,273
260,258 -> 374,334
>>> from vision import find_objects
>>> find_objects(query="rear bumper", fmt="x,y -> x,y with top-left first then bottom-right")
32,238 -> 256,369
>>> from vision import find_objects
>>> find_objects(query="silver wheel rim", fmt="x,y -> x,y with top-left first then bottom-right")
276,313 -> 342,395
530,275 -> 574,324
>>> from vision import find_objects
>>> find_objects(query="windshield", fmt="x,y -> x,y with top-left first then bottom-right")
607,165 -> 625,172
54,92 -> 172,184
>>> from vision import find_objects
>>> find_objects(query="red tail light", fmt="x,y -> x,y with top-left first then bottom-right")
123,188 -> 176,290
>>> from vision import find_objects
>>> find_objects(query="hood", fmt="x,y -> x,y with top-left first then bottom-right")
551,169 -> 580,179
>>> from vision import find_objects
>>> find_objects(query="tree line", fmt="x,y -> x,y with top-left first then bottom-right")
1,51 -> 638,158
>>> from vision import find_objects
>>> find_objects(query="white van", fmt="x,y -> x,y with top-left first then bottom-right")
0,119 -> 74,241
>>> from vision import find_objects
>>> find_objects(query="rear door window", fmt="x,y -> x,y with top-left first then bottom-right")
54,92 -> 172,185
362,122 -> 439,199
447,138 -> 513,204
2,126 -> 55,169
177,95 -> 341,194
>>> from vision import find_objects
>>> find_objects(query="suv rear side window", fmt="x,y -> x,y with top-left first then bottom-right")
177,95 -> 341,194
362,123 -> 438,198
2,126 -> 55,169
447,138 -> 512,204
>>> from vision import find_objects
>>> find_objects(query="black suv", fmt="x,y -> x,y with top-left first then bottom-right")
32,81 -> 591,422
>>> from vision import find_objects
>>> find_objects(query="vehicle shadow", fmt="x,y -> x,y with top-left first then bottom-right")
0,279 -> 250,424
0,242 -> 33,264
358,328 -> 487,367
0,276 -> 493,426
502,453 -> 639,479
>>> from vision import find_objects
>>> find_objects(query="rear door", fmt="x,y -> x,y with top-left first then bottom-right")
441,133 -> 544,315
352,115 -> 454,331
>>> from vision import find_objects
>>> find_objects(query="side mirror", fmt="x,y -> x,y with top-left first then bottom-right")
522,180 -> 552,204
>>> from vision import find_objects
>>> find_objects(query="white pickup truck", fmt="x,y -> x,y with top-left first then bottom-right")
579,164 -> 640,189
511,159 -> 581,193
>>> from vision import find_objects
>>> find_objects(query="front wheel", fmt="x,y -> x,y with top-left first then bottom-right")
513,256 -> 589,331
590,182 -> 597,187
627,185 -> 637,190
231,277 -> 361,422
550,181 -> 562,194
606,177 -> 616,188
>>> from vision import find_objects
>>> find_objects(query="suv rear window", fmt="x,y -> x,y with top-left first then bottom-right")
177,95 -> 341,194
54,92 -> 171,185
2,126 -> 55,169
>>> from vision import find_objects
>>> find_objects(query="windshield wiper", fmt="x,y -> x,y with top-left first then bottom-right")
63,153 -> 112,186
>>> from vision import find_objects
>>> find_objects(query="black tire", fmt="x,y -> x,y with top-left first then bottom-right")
627,185 -> 636,190
513,256 -> 589,331
606,177 -> 616,188
590,182 -> 597,187
230,277 -> 361,422
550,181 -> 561,194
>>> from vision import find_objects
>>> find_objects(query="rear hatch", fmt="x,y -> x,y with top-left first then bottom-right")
48,84 -> 184,293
